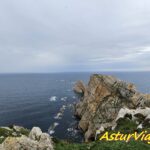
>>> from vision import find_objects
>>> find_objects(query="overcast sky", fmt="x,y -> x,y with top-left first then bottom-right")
0,0 -> 150,73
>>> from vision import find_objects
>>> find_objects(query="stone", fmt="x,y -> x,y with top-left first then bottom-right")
74,74 -> 150,141
29,127 -> 42,141
13,125 -> 23,132
115,107 -> 150,128
0,127 -> 53,150
73,80 -> 86,96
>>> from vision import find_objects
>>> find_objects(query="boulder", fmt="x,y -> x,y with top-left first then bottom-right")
29,127 -> 42,141
0,127 -> 53,150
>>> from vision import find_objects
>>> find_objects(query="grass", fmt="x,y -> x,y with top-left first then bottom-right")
0,126 -> 30,144
54,140 -> 150,150
54,117 -> 150,150
0,128 -> 13,137
115,118 -> 138,133
0,128 -> 13,144
16,128 -> 30,136
0,137 -> 5,144
0,118 -> 149,150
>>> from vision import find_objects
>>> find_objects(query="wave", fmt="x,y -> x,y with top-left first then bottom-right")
49,96 -> 57,102
60,97 -> 67,101
48,122 -> 59,135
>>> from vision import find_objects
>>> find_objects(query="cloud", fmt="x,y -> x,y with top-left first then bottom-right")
0,0 -> 150,72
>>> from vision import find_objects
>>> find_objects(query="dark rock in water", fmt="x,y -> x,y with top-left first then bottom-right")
74,74 -> 150,142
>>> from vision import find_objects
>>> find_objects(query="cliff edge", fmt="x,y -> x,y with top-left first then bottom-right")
74,74 -> 150,141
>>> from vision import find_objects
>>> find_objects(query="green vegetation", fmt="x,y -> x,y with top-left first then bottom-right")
54,140 -> 150,150
54,117 -> 150,150
0,126 -> 30,144
0,128 -> 13,144
115,118 -> 138,133
0,128 -> 13,137
0,121 -> 150,150
16,127 -> 30,136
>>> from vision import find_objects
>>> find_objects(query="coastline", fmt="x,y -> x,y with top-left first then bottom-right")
0,73 -> 150,149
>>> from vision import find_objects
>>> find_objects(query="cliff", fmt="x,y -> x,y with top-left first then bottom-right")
74,74 -> 150,141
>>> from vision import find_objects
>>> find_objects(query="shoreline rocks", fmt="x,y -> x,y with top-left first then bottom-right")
74,74 -> 150,142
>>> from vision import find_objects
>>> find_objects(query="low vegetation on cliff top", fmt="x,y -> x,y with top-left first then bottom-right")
0,119 -> 150,150
54,117 -> 150,150
54,140 -> 150,150
0,126 -> 30,144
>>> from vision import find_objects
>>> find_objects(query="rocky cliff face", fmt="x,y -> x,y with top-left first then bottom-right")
74,74 -> 150,142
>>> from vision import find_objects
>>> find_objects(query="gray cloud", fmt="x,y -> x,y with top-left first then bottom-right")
0,0 -> 150,72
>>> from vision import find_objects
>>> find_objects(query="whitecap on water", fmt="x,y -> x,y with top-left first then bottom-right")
53,122 -> 59,127
60,97 -> 67,101
62,105 -> 66,109
48,122 -> 59,135
54,104 -> 67,120
67,104 -> 73,108
67,128 -> 74,132
54,112 -> 63,119
49,130 -> 55,135
49,96 -> 57,102
72,96 -> 76,99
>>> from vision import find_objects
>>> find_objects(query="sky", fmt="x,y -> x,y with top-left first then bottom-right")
0,0 -> 150,73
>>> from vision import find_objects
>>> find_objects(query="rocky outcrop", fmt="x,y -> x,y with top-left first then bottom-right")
0,126 -> 53,150
116,107 -> 150,128
74,74 -> 150,142
73,80 -> 86,96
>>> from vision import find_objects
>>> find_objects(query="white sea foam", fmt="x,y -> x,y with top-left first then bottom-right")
62,105 -> 66,109
60,97 -> 67,101
49,96 -> 57,102
48,122 -> 59,135
72,96 -> 76,99
59,105 -> 66,113
54,112 -> 63,119
54,104 -> 67,120
49,130 -> 55,135
67,128 -> 74,132
54,122 -> 59,127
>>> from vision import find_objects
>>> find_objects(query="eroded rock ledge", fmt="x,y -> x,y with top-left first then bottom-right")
74,74 -> 150,142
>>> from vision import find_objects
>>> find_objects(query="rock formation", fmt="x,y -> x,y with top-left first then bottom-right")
0,126 -> 53,150
73,80 -> 86,96
74,74 -> 150,142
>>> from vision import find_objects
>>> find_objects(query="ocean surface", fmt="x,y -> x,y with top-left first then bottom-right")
0,72 -> 150,142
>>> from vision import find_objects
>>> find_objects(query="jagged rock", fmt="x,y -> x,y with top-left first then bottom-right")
29,127 -> 43,141
13,125 -> 24,132
115,107 -> 150,121
74,74 -> 150,141
73,80 -> 86,95
0,127 -> 53,150
114,107 -> 150,129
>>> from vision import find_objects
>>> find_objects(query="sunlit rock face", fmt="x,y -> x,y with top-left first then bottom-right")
74,74 -> 150,142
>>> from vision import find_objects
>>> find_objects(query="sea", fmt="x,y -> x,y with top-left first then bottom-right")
0,72 -> 150,142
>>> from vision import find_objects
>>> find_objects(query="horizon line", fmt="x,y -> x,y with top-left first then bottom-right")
0,70 -> 150,74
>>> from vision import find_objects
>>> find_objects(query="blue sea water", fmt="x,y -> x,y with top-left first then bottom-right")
0,72 -> 150,142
